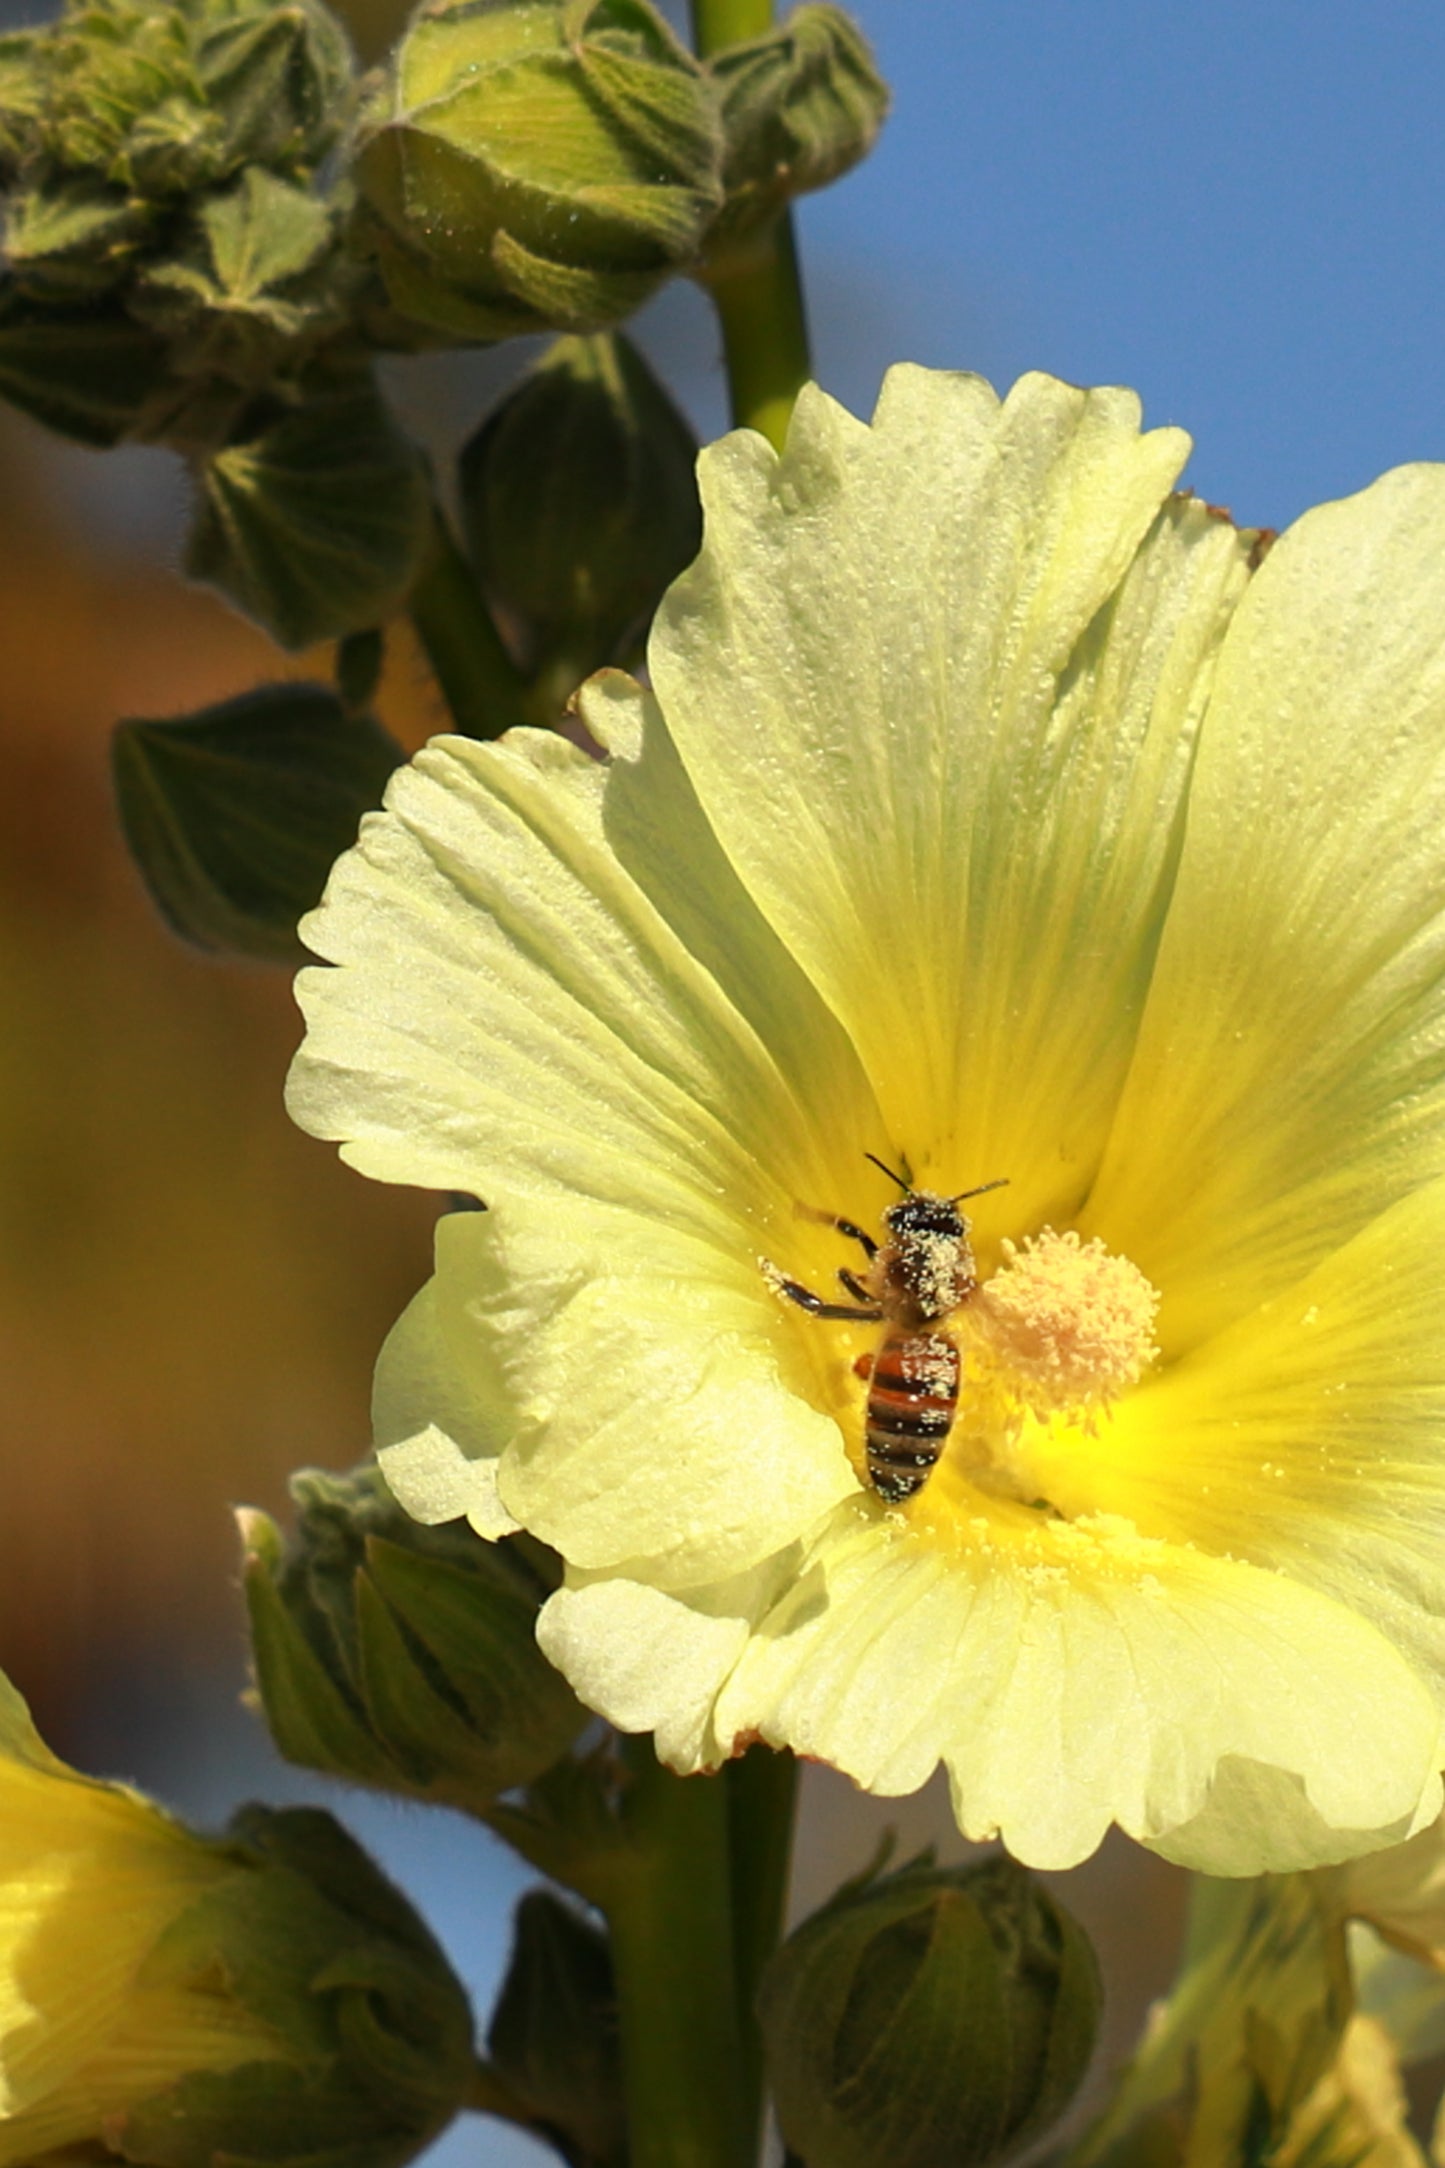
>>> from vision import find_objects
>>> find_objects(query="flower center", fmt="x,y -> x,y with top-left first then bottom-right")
971,1229 -> 1161,1421
905,1227 -> 1160,1531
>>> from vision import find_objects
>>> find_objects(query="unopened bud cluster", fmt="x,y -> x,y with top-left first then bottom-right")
0,0 -> 361,451
0,0 -> 884,644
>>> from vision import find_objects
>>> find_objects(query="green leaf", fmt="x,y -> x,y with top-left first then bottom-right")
487,1890 -> 627,2168
186,380 -> 432,648
111,682 -> 402,962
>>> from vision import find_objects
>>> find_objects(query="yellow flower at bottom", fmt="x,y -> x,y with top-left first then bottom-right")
0,1672 -> 286,2163
0,1668 -> 475,2166
288,366 -> 1445,1874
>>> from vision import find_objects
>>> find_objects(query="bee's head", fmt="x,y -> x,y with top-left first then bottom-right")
866,1155 -> 1008,1238
884,1191 -> 967,1241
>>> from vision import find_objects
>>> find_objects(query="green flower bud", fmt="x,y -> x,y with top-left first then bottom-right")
116,1804 -> 478,2168
0,0 -> 363,452
703,4 -> 887,259
0,280 -> 175,445
486,1891 -> 626,2166
242,1462 -> 588,1811
458,329 -> 701,695
0,0 -> 351,199
759,1853 -> 1102,2168
131,165 -> 350,386
352,0 -> 725,344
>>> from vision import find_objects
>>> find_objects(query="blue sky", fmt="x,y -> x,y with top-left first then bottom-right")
29,1 -> 1445,553
788,3 -> 1445,532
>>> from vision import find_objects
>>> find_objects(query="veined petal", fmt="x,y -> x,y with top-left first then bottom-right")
0,1985 -> 276,2166
373,1268 -> 518,1537
538,1549 -> 799,1769
1087,463 -> 1445,1349
1036,1176 -> 1445,1700
551,1502 -> 1441,1873
290,683 -> 878,1221
422,1204 -> 856,1585
291,681 -> 879,1573
0,1724 -> 228,2116
651,367 -> 1252,1230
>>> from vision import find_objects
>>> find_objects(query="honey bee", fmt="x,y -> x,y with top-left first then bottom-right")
767,1154 -> 1007,1503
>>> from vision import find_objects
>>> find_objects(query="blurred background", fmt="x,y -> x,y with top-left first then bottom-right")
3,0 -> 1445,2159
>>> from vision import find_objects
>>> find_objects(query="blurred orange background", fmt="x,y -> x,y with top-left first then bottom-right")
0,403 -> 440,1735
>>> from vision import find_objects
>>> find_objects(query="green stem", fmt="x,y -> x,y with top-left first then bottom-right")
690,0 -> 812,452
407,508 -> 529,739
700,215 -> 811,452
691,0 -> 774,47
464,2058 -> 546,2133
603,1746 -> 755,2168
726,1747 -> 797,2151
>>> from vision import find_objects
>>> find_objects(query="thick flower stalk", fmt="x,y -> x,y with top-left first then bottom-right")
289,365 -> 1445,1875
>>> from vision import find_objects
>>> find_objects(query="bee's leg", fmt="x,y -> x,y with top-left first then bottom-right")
762,1260 -> 881,1322
794,1204 -> 878,1259
834,1217 -> 878,1260
838,1266 -> 872,1302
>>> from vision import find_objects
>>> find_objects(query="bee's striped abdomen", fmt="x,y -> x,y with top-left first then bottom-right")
864,1328 -> 960,1503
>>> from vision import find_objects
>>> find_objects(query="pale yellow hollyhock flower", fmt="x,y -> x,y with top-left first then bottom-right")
0,1674 -> 288,2162
289,365 -> 1445,1874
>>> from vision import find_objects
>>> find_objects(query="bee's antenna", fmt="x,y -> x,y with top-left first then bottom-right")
952,1177 -> 1009,1204
864,1151 -> 910,1192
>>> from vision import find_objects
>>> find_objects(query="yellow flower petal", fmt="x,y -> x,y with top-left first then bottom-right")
1275,2014 -> 1426,2168
291,684 -> 880,1574
538,1553 -> 796,1770
543,1498 -> 1440,1872
0,1985 -> 271,2166
651,367 -> 1251,1227
425,1202 -> 856,1586
1031,1176 -> 1445,1702
373,1267 -> 519,1537
1327,1809 -> 1445,1971
1087,462 -> 1445,1351
0,1677 -> 263,2136
291,683 -> 878,1219
0,1768 -> 226,2117
291,364 -> 1445,1872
